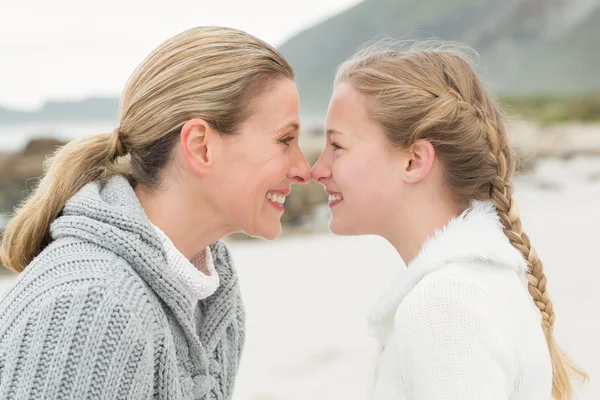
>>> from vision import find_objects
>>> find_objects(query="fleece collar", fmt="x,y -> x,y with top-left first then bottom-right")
367,201 -> 528,344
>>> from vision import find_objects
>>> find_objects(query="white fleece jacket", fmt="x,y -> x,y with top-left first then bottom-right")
367,201 -> 553,400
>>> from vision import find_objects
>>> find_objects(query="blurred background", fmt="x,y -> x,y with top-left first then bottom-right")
1,0 -> 599,398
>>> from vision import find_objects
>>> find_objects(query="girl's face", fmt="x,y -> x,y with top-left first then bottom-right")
311,82 -> 410,236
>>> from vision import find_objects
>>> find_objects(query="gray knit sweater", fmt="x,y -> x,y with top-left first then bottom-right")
0,176 -> 245,399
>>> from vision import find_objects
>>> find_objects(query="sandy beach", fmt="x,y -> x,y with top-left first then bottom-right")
1,156 -> 599,399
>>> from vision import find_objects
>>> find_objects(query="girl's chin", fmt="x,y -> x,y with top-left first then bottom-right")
329,213 -> 370,236
329,217 -> 352,236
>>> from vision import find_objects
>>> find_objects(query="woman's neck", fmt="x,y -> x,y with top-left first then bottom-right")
135,181 -> 234,261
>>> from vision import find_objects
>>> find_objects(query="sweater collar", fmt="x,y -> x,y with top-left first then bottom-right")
367,201 -> 528,344
152,224 -> 220,306
50,175 -> 209,371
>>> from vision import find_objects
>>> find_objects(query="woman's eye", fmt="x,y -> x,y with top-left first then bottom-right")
280,136 -> 294,146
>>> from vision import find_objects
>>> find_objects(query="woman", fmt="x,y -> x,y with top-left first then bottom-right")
312,46 -> 586,399
0,27 -> 310,399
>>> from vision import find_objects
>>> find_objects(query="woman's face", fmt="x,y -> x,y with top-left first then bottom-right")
215,79 -> 311,239
311,82 -> 408,236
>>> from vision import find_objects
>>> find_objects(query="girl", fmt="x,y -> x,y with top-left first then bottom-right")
312,46 -> 586,399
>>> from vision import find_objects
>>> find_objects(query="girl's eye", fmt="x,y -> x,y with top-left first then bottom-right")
280,136 -> 294,146
331,142 -> 342,151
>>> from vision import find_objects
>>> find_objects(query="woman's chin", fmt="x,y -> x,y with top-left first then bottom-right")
244,221 -> 282,241
260,228 -> 281,240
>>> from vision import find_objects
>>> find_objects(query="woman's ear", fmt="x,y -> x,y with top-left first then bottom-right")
180,118 -> 220,176
403,139 -> 435,183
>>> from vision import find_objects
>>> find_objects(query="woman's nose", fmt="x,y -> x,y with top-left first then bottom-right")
288,149 -> 312,184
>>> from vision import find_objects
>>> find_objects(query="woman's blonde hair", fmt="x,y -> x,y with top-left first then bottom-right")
1,26 -> 293,273
336,42 -> 587,399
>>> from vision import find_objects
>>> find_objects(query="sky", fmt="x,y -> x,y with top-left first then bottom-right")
0,0 -> 361,110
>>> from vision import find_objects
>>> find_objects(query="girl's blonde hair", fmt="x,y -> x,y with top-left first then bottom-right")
336,42 -> 587,399
1,26 -> 293,273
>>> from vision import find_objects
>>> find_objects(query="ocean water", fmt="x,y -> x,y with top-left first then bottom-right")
0,114 -> 327,154
0,122 -> 116,152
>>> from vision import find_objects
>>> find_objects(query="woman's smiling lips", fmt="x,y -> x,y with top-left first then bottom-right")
266,189 -> 290,211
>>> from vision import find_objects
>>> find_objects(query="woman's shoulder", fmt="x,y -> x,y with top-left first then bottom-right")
0,251 -> 160,399
0,237 -> 161,328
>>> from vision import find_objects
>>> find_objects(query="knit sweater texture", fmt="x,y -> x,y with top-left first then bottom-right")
367,201 -> 553,400
151,224 -> 220,306
0,176 -> 245,399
